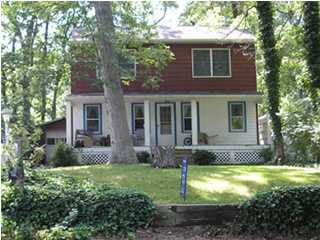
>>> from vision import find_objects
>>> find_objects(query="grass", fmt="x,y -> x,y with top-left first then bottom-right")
50,164 -> 320,204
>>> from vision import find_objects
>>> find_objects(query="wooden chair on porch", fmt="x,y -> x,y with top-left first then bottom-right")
75,129 -> 93,148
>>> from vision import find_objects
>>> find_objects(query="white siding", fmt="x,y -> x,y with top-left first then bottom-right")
199,98 -> 257,145
45,129 -> 66,160
68,96 -> 258,146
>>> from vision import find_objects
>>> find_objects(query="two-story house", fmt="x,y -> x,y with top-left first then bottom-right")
66,26 -> 266,164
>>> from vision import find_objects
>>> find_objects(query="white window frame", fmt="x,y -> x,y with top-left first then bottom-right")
84,104 -> 101,134
132,103 -> 144,133
228,102 -> 246,132
192,48 -> 232,78
181,102 -> 192,133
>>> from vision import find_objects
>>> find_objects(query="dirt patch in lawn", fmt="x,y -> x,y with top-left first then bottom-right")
134,226 -> 315,240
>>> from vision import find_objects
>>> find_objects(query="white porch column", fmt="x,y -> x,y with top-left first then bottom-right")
191,100 -> 198,145
144,100 -> 151,146
66,101 -> 72,145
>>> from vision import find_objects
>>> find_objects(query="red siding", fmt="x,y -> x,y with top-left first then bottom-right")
71,43 -> 257,94
42,119 -> 66,131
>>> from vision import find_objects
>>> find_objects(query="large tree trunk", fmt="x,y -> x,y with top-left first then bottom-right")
94,2 -> 138,164
257,2 -> 285,165
303,2 -> 320,162
40,19 -> 49,122
303,2 -> 320,110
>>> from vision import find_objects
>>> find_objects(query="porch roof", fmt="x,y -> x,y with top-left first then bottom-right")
66,91 -> 262,102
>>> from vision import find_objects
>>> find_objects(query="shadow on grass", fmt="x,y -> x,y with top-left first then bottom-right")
48,165 -> 320,204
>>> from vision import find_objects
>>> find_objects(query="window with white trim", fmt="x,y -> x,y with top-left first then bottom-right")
182,103 -> 192,132
133,104 -> 144,132
84,104 -> 101,134
192,49 -> 231,77
228,102 -> 246,132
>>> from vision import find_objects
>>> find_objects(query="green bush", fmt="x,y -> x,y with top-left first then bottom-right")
2,170 -> 156,238
136,151 -> 151,163
192,150 -> 216,165
238,185 -> 320,235
50,143 -> 79,167
259,147 -> 273,162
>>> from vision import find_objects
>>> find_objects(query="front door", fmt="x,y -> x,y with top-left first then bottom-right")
156,103 -> 175,145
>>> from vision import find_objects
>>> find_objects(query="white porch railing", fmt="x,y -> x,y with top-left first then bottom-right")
75,145 -> 269,165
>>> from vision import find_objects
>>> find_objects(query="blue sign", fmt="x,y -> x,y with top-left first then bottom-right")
180,156 -> 188,201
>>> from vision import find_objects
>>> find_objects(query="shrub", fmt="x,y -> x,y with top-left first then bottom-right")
2,170 -> 156,238
237,185 -> 320,235
50,143 -> 79,167
192,150 -> 216,165
259,147 -> 273,163
136,151 -> 151,163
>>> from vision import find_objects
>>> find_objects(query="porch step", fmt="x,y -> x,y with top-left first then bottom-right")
175,149 -> 193,162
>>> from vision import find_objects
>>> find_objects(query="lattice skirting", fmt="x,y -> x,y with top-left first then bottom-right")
75,147 -> 265,165
75,148 -> 149,165
210,150 -> 263,164
78,151 -> 112,165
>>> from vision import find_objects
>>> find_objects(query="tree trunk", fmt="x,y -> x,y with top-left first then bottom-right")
40,19 -> 49,122
257,2 -> 285,165
1,69 -> 8,107
20,16 -> 38,130
151,146 -> 179,168
303,2 -> 320,110
94,2 -> 138,164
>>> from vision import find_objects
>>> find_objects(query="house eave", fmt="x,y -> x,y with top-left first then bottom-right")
66,91 -> 263,102
150,38 -> 255,44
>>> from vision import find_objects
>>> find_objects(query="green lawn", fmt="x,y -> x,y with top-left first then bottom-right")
50,165 -> 320,204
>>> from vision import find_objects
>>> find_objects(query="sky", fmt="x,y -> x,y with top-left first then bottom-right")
153,1 -> 189,26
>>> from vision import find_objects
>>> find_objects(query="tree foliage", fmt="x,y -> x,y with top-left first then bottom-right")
303,1 -> 320,109
180,1 -> 319,163
256,2 -> 285,164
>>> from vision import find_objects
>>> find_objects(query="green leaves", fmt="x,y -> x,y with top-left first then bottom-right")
2,170 -> 156,239
238,185 -> 320,235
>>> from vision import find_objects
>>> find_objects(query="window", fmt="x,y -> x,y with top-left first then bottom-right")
159,106 -> 172,134
181,103 -> 192,132
132,104 -> 144,132
47,138 -> 55,145
46,138 -> 66,145
192,49 -> 211,77
56,138 -> 66,144
192,49 -> 231,77
212,50 -> 230,76
119,54 -> 136,79
84,104 -> 101,134
228,102 -> 246,132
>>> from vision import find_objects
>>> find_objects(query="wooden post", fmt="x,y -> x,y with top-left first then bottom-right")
144,100 -> 151,146
66,101 -> 72,145
191,100 -> 198,145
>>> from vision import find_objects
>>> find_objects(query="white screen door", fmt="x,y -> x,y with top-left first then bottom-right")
157,103 -> 175,145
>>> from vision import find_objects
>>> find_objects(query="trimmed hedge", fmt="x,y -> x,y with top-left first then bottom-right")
238,185 -> 320,235
192,150 -> 216,165
50,143 -> 79,167
2,170 -> 155,239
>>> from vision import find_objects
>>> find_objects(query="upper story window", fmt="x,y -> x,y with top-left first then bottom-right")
84,104 -> 101,134
132,103 -> 144,133
181,103 -> 192,132
119,54 -> 136,79
228,102 -> 246,132
192,48 -> 231,78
